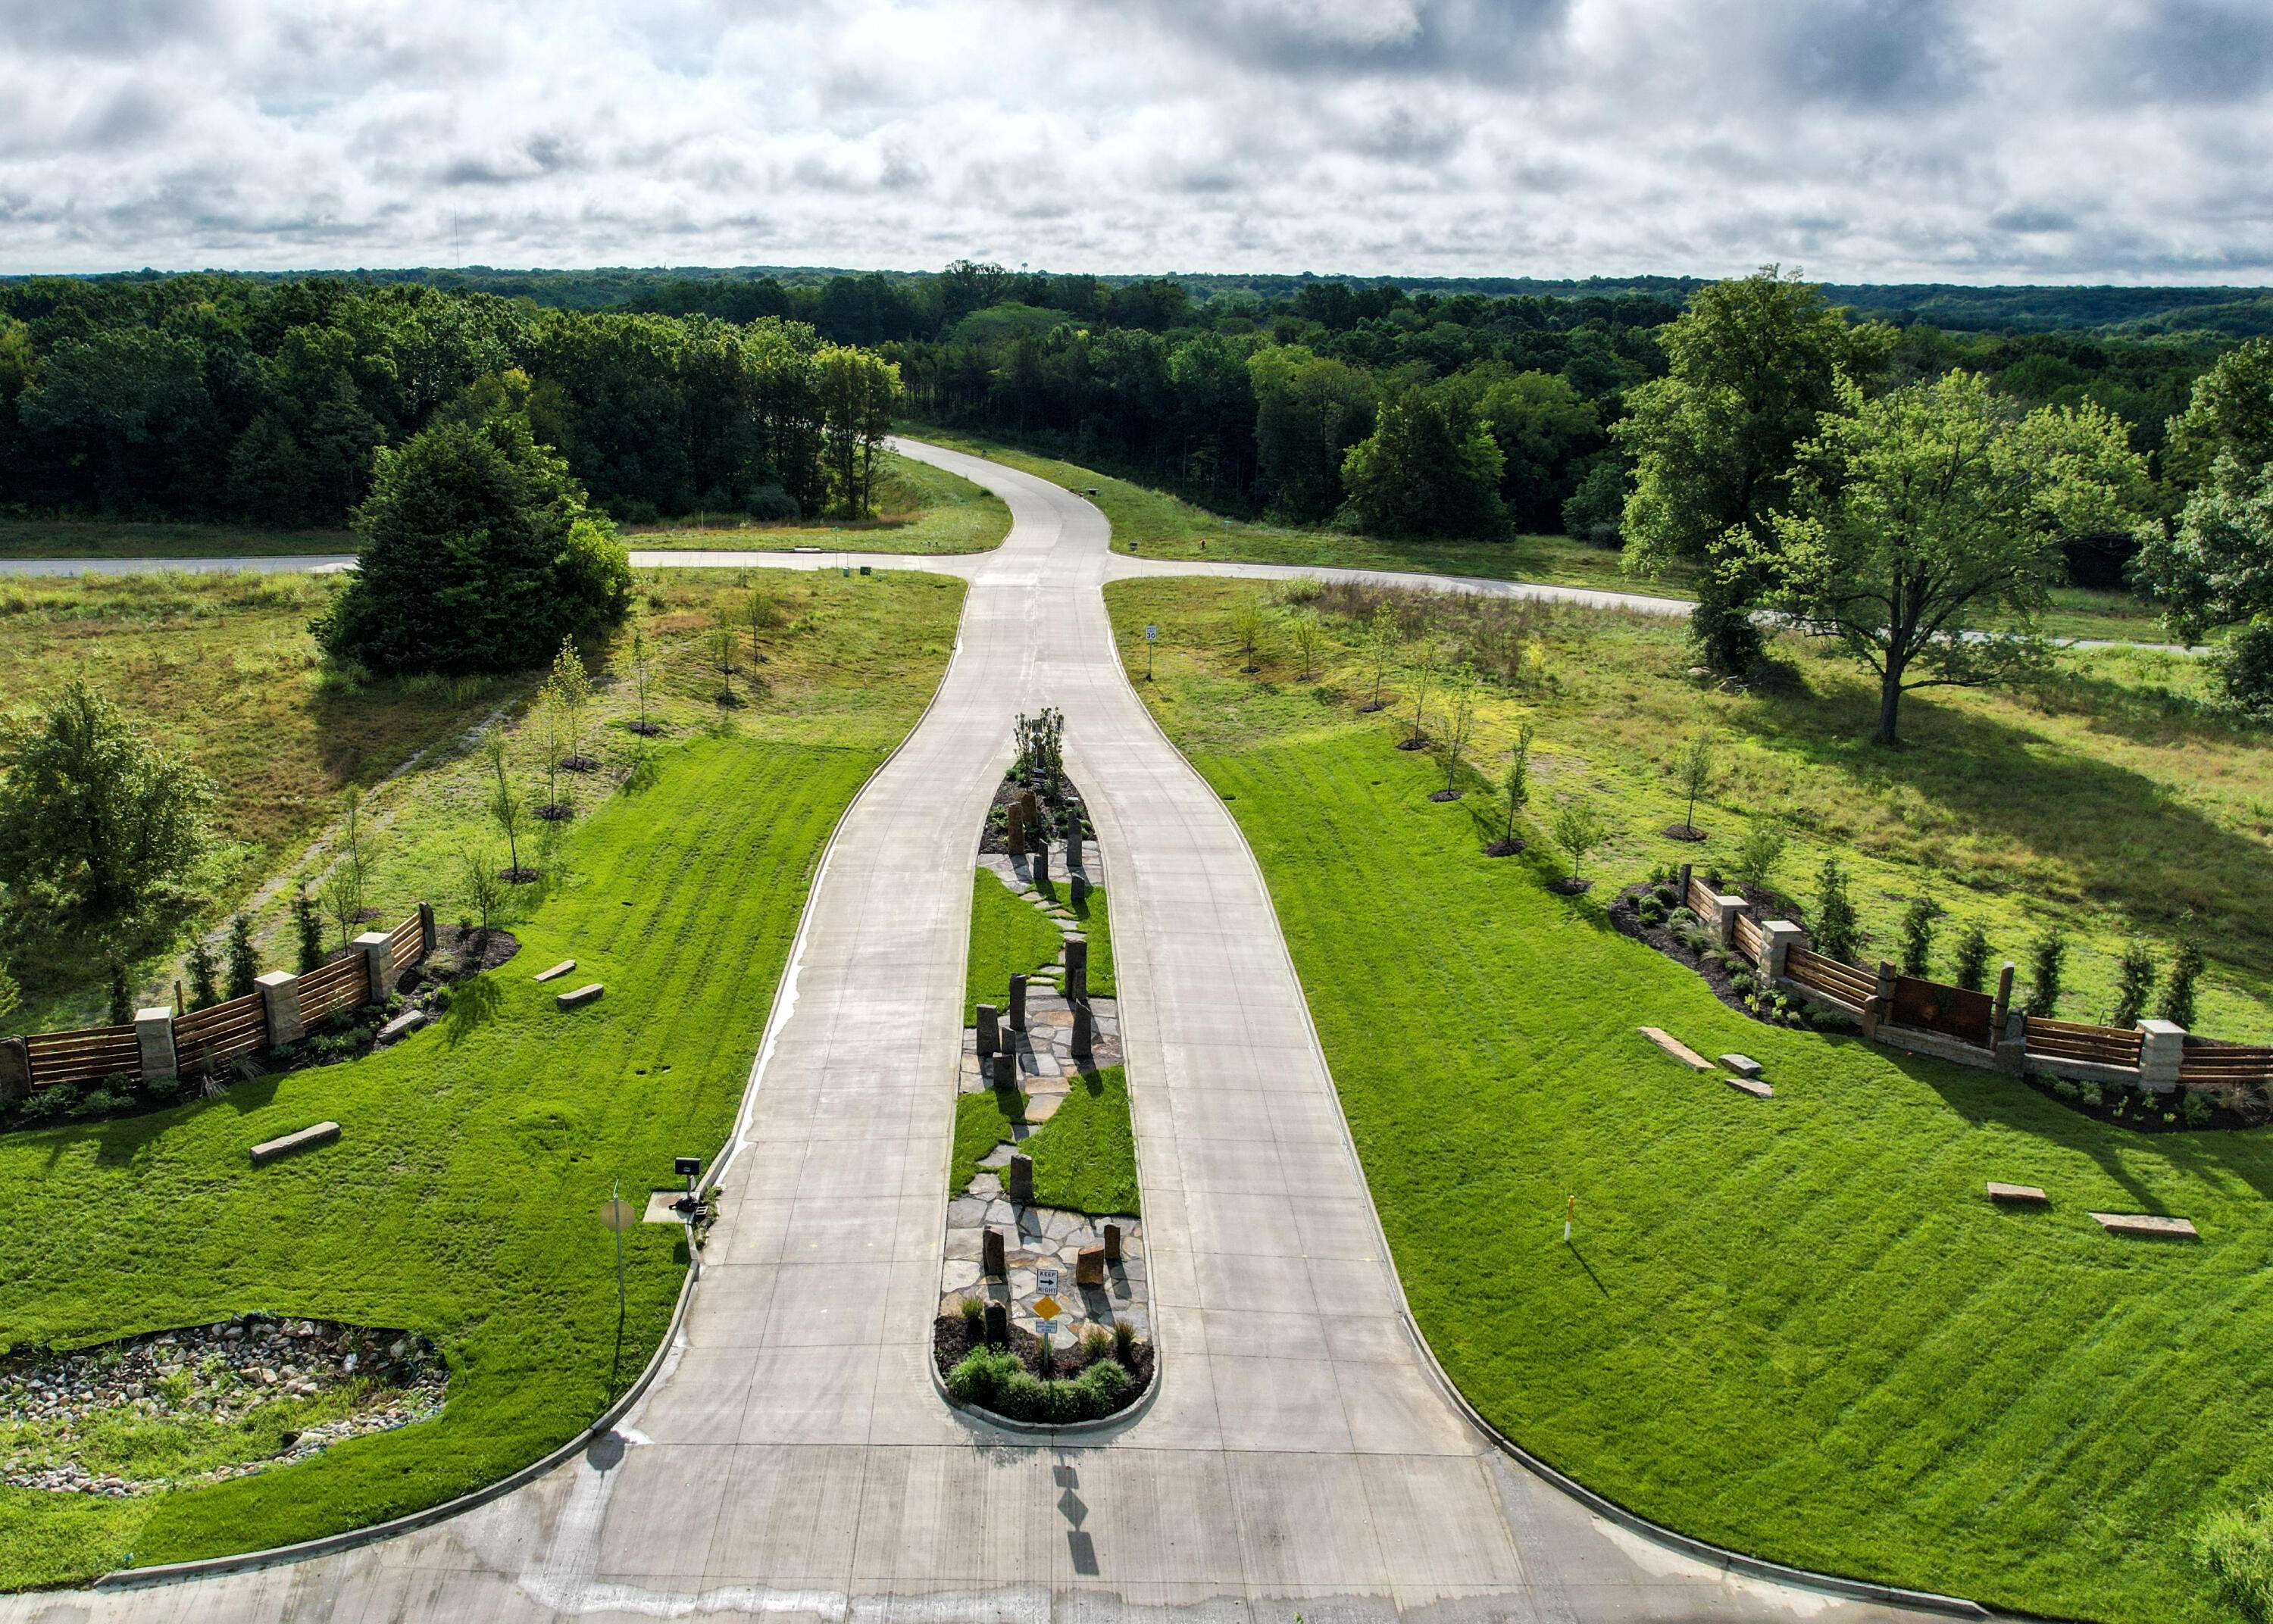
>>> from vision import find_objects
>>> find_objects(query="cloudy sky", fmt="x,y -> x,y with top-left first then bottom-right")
5,0 -> 2271,283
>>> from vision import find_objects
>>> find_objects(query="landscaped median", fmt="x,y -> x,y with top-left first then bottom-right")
1105,574 -> 2273,1624
933,718 -> 1151,1429
0,572 -> 965,1590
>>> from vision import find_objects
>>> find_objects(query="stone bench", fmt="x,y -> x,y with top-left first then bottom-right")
1722,1075 -> 1774,1099
1720,1054 -> 1763,1079
250,1122 -> 340,1166
2091,1211 -> 2197,1239
556,983 -> 604,1010
1987,1182 -> 2048,1206
1637,1027 -> 1713,1073
533,958 -> 577,983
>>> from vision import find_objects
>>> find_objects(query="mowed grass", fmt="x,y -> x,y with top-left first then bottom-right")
0,577 -> 965,1589
627,450 -> 1010,555
0,567 -> 966,1032
906,425 -> 2173,645
1108,579 -> 2273,1624
0,520 -> 355,561
1106,576 -> 2273,1041
950,1067 -> 1139,1217
965,870 -> 1064,1023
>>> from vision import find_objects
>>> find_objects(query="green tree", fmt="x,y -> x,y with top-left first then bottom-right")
2112,942 -> 2159,1028
2159,937 -> 2203,1027
314,414 -> 631,676
547,639 -> 595,767
1562,458 -> 1627,546
1731,817 -> 1787,895
1812,857 -> 1859,964
484,734 -> 530,879
1673,728 -> 1715,838
1497,721 -> 1535,851
292,887 -> 325,973
1952,922 -> 1993,992
1248,345 -> 1376,522
1360,604 -> 1402,711
14,328 -> 210,506
816,345 -> 902,518
2026,927 -> 2068,1017
226,914 -> 259,1000
1404,637 -> 1443,746
1551,800 -> 1609,887
1437,665 -> 1479,794
1469,369 -> 1601,531
1614,267 -> 1892,673
186,934 -> 221,1009
0,676 -> 214,955
1339,386 -> 1505,539
0,959 -> 17,1030
1899,897 -> 1942,979
1755,372 -> 2151,745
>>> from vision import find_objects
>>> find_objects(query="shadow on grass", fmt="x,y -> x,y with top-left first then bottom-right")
443,974 -> 504,1048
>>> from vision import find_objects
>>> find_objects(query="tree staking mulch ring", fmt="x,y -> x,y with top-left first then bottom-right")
535,803 -> 574,823
1396,736 -> 1428,751
1429,789 -> 1462,802
1661,823 -> 1709,842
502,867 -> 542,885
1549,877 -> 1593,895
559,755 -> 602,773
1356,699 -> 1387,714
1484,837 -> 1525,858
627,722 -> 664,737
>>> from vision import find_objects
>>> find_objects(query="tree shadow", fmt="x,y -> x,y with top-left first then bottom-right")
1736,681 -> 2273,954
442,973 -> 503,1048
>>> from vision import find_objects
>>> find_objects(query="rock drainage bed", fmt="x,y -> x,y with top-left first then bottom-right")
0,1315 -> 446,1496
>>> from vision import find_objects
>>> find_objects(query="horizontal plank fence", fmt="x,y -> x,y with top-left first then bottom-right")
1732,912 -> 1765,967
2024,1016 -> 2145,1070
174,992 -> 267,1076
22,1026 -> 141,1090
2,905 -> 430,1102
1785,947 -> 1873,1011
2178,1038 -> 2273,1091
1890,975 -> 1996,1048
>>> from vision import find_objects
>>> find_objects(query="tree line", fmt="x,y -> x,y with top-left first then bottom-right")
0,276 -> 901,529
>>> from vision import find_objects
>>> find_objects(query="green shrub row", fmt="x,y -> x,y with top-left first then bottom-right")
944,1345 -> 1135,1423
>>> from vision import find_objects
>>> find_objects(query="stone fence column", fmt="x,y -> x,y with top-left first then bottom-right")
256,970 -> 305,1047
353,931 -> 393,1004
1759,920 -> 1806,982
2138,1020 -> 2187,1095
0,1036 -> 27,1108
1713,891 -> 1750,951
136,1007 -> 178,1082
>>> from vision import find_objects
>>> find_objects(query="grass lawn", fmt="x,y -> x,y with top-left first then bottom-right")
1105,576 -> 2273,1042
1107,576 -> 2273,1624
0,567 -> 966,1033
627,450 -> 1010,556
905,424 -> 2176,645
965,870 -> 1064,1023
950,1067 -> 1139,1216
0,520 -> 355,561
0,576 -> 964,1588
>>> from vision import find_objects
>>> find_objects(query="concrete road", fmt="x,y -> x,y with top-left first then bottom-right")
2,445 -> 1975,1623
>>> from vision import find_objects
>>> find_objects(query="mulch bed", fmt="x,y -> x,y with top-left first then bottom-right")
2019,1071 -> 2263,1132
1607,882 -> 1823,1030
1660,823 -> 1708,842
1549,877 -> 1593,895
1484,837 -> 1526,858
1395,736 -> 1428,751
1429,789 -> 1462,803
979,774 -> 1092,857
931,1313 -> 1155,1398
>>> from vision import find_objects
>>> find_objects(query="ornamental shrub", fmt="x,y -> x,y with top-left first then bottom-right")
2026,927 -> 2068,1017
1952,922 -> 1993,992
945,1348 -> 1018,1407
1813,858 -> 1858,964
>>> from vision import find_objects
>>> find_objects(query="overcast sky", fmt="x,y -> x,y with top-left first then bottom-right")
5,0 -> 2271,283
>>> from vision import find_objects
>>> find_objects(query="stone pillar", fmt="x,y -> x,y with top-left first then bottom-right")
1760,921 -> 1806,982
1065,937 -> 1089,1002
417,901 -> 437,958
352,930 -> 393,1004
1005,797 -> 1029,856
1993,964 -> 2026,1074
1071,1000 -> 1094,1060
1103,1222 -> 1122,1264
984,1301 -> 1008,1346
983,1228 -> 1006,1277
1677,862 -> 1694,910
1715,892 -> 1750,951
2139,1020 -> 2187,1095
1034,839 -> 1051,888
255,970 -> 305,1047
1008,1154 -> 1034,1204
136,1007 -> 178,1082
992,1049 -> 1017,1090
1008,973 -> 1027,1032
0,1036 -> 28,1108
976,1003 -> 1000,1057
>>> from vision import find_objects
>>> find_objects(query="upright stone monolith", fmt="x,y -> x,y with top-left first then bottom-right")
1065,936 -> 1089,1001
992,1049 -> 1017,1090
984,1301 -> 1008,1345
1008,1154 -> 1034,1204
1071,999 -> 1094,1060
1103,1222 -> 1122,1264
976,1003 -> 1000,1057
1008,973 -> 1028,1032
1034,839 -> 1051,888
983,1227 -> 1006,1277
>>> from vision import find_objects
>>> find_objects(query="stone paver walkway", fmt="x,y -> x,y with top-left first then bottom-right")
0,441 -> 1974,1624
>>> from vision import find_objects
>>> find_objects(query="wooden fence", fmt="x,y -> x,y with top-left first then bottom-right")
1732,912 -> 1765,966
4,905 -> 430,1098
2178,1037 -> 2273,1092
1890,975 -> 1996,1048
1784,947 -> 1873,1012
2023,1016 -> 2144,1070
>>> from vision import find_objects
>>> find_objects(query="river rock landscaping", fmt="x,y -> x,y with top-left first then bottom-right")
1,1316 -> 446,1498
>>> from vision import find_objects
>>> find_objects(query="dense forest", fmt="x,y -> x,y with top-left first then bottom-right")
0,277 -> 898,528
0,262 -> 2258,572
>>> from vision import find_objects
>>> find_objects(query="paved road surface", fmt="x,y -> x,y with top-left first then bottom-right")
3,444 -> 1969,1623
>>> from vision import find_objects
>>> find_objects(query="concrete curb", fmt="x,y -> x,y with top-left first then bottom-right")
92,566 -> 982,1594
1089,536 -> 1993,1622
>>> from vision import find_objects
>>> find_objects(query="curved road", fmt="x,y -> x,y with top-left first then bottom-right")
6,445 -> 1965,1622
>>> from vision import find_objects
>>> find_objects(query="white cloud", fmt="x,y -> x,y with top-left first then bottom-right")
1,0 -> 2268,280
